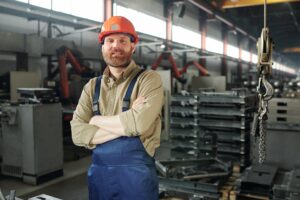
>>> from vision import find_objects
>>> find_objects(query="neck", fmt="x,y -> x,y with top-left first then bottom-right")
108,66 -> 126,79
108,60 -> 131,79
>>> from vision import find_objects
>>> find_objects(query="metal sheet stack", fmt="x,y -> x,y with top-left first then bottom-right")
197,89 -> 256,168
169,91 -> 199,159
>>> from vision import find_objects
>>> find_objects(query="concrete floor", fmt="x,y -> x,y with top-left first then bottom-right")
0,142 -> 172,200
0,156 -> 91,199
21,174 -> 88,200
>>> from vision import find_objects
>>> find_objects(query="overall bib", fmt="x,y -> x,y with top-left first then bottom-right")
88,70 -> 159,200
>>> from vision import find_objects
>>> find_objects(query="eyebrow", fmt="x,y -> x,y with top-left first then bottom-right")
106,36 -> 130,40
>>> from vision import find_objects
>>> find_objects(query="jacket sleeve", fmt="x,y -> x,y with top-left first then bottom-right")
118,71 -> 164,136
70,79 -> 98,149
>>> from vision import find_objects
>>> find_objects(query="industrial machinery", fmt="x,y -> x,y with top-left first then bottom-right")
0,88 -> 63,185
46,46 -> 98,160
152,52 -> 209,83
46,45 -> 96,105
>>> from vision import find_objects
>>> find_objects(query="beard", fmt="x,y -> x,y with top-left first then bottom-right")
103,47 -> 133,68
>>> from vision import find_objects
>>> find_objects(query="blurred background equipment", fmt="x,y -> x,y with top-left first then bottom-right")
0,0 -> 300,199
1,88 -> 63,185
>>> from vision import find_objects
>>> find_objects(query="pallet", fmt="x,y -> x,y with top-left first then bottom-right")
220,166 -> 241,200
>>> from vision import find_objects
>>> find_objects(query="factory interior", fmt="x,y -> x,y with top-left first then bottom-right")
1,0 -> 300,199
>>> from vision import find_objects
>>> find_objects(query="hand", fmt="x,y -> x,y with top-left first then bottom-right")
132,96 -> 146,110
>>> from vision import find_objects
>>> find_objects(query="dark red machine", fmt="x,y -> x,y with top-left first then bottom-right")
55,46 -> 93,104
151,52 -> 209,83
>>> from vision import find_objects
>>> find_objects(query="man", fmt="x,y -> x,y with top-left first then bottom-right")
70,16 -> 164,200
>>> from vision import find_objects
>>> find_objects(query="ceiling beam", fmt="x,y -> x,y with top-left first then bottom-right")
222,0 -> 300,9
186,0 -> 256,41
283,47 -> 300,53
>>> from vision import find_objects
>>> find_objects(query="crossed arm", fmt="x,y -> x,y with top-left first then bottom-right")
89,96 -> 146,145
71,71 -> 164,148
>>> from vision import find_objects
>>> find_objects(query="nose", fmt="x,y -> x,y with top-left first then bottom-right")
111,40 -> 122,48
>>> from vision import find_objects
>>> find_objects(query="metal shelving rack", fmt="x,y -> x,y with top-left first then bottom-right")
196,89 -> 256,168
169,92 -> 200,159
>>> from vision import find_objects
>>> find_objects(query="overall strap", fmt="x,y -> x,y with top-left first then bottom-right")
122,69 -> 145,112
92,75 -> 102,115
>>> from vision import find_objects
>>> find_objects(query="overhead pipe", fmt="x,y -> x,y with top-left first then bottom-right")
186,0 -> 256,41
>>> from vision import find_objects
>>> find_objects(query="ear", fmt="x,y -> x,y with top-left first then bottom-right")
131,43 -> 136,54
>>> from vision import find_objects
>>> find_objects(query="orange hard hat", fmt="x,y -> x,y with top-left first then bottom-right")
98,16 -> 139,44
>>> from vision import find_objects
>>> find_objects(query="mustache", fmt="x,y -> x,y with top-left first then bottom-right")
110,48 -> 124,53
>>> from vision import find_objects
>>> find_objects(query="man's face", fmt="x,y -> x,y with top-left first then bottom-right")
102,33 -> 135,68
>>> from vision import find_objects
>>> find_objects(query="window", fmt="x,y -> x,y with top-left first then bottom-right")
271,62 -> 295,74
252,54 -> 258,64
16,0 -> 104,22
172,25 -> 201,48
16,0 -> 29,3
241,49 -> 250,62
273,62 -> 279,70
28,0 -> 51,9
227,44 -> 239,59
53,0 -> 103,21
282,65 -> 296,74
114,4 -> 166,39
206,37 -> 223,54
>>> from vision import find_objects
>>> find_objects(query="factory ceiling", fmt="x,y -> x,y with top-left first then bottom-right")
207,0 -> 300,67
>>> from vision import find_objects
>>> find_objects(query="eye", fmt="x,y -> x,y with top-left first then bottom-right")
105,38 -> 114,44
119,39 -> 128,45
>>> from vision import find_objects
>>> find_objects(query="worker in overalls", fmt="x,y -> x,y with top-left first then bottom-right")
70,16 -> 164,200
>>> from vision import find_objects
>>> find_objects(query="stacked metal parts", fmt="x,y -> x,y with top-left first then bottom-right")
238,164 -> 300,199
273,168 -> 300,200
239,164 -> 278,198
169,91 -> 200,159
197,89 -> 256,169
157,158 -> 232,199
163,90 -> 237,199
